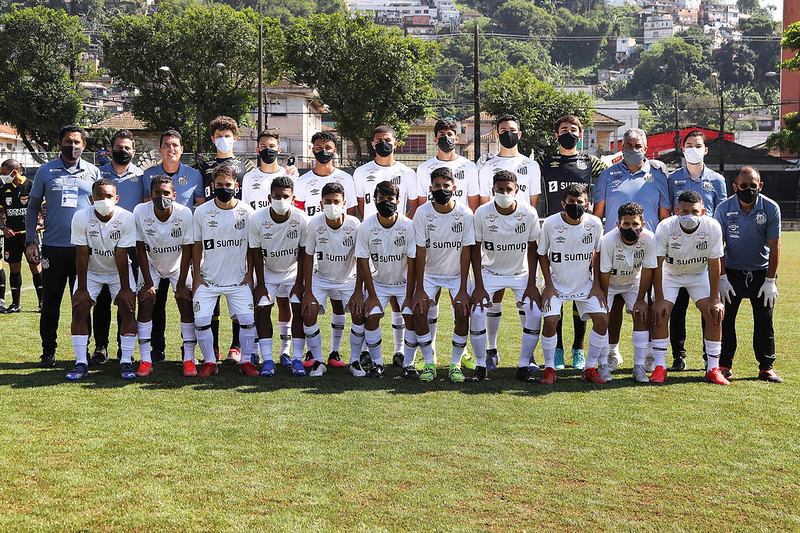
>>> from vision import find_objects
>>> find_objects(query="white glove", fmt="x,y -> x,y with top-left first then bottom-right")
718,274 -> 735,304
757,277 -> 778,308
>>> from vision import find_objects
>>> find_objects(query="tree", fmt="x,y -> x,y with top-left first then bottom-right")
286,13 -> 437,163
0,7 -> 88,157
483,66 -> 593,158
767,21 -> 800,154
104,2 -> 284,152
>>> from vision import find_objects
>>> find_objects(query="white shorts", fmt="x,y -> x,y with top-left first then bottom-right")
77,270 -> 136,304
368,282 -> 412,316
137,265 -> 191,292
193,283 -> 254,318
607,284 -> 639,313
422,274 -> 472,303
543,293 -> 606,320
262,268 -> 297,306
311,276 -> 355,315
482,272 -> 530,304
662,272 -> 710,304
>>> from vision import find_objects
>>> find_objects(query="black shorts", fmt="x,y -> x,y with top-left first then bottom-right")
4,233 -> 37,264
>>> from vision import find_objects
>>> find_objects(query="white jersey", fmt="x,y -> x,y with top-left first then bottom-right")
248,206 -> 308,274
416,155 -> 479,206
478,154 -> 542,205
473,201 -> 540,277
302,214 -> 360,283
294,169 -> 356,218
134,202 -> 194,276
353,160 -> 417,218
655,215 -> 724,277
355,214 -> 416,286
413,201 -> 475,278
241,167 -> 288,212
538,213 -> 604,298
193,200 -> 253,286
71,206 -> 136,276
600,226 -> 658,291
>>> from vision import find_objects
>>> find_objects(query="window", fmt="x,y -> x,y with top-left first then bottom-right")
396,134 -> 427,154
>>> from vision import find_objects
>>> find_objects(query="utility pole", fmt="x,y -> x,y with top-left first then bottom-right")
674,92 -> 680,153
473,25 -> 480,164
719,90 -> 725,174
257,20 -> 264,135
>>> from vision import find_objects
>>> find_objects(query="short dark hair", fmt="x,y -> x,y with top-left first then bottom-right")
270,175 -> 294,193
434,118 -> 458,137
736,166 -> 760,182
321,181 -> 345,198
372,125 -> 396,140
617,201 -> 644,220
374,180 -> 399,200
92,177 -> 116,195
59,124 -> 85,143
563,183 -> 587,199
682,130 -> 707,146
1,159 -> 22,173
211,164 -> 237,183
111,130 -> 135,149
555,115 -> 582,133
209,116 -> 239,137
493,169 -> 517,185
160,130 -> 182,146
312,131 -> 338,146
257,130 -> 280,144
149,175 -> 174,192
678,190 -> 702,205
430,167 -> 453,183
496,114 -> 520,131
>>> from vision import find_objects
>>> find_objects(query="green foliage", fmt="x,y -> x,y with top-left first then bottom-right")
483,66 -> 593,158
552,8 -> 610,68
779,21 -> 800,72
217,0 -> 346,25
103,2 -> 283,152
286,13 -> 437,163
766,113 -> 800,154
0,7 -> 87,154
626,38 -> 711,98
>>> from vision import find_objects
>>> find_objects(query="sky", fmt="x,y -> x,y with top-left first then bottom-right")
762,0 -> 783,21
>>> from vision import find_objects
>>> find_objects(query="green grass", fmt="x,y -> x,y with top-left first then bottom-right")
1,235 -> 799,531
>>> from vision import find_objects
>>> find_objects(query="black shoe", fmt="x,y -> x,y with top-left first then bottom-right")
466,366 -> 487,382
359,351 -> 371,369
402,365 -> 420,380
515,366 -> 540,383
392,352 -> 404,368
758,369 -> 783,383
3,303 -> 21,313
366,364 -> 384,378
90,346 -> 108,366
668,358 -> 686,372
38,354 -> 55,368
151,349 -> 166,363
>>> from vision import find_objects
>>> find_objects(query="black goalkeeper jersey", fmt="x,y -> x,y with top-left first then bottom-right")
200,156 -> 255,201
0,178 -> 33,232
536,153 -> 606,217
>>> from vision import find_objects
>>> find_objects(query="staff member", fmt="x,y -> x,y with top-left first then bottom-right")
25,124 -> 101,368
714,166 -> 782,383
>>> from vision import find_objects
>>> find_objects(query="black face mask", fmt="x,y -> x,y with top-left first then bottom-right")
558,132 -> 580,150
314,150 -> 334,164
374,141 -> 394,158
431,188 -> 453,205
61,145 -> 83,161
736,187 -> 759,205
620,226 -> 642,242
376,200 -> 397,218
564,203 -> 586,220
214,187 -> 236,202
499,131 -> 519,149
152,196 -> 173,211
259,148 -> 279,164
111,149 -> 132,165
437,136 -> 456,153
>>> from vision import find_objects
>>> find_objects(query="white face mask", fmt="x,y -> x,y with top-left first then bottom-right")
214,136 -> 235,154
494,192 -> 515,209
684,147 -> 705,165
271,198 -> 292,216
678,213 -> 701,230
93,198 -> 115,217
324,203 -> 344,221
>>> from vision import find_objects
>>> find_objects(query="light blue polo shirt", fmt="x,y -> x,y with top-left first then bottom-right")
595,160 -> 670,234
714,194 -> 780,272
29,157 -> 101,247
143,163 -> 204,209
99,162 -> 144,213
668,165 -> 727,215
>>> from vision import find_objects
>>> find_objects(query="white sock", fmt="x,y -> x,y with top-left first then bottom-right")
598,346 -> 608,367
120,333 -> 136,364
195,319 -> 215,364
237,316 -> 256,365
451,333 -> 467,365
278,321 -> 291,355
470,306 -> 488,366
541,334 -> 557,369
418,332 -> 434,364
303,324 -> 324,362
137,320 -> 153,363
391,311 -> 404,354
403,330 -> 418,367
350,324 -> 365,364
365,327 -> 383,366
520,305 -> 542,367
181,322 -> 196,363
486,303 -> 501,350
259,338 -> 274,362
632,331 -> 649,366
292,337 -> 305,361
72,334 -> 89,366
608,342 -> 619,357
427,304 -> 439,350
330,313 -> 346,353
706,339 -> 721,371
586,329 -> 608,369
651,338 -> 668,368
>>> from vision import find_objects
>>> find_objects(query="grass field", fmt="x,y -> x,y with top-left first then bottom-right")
0,235 -> 798,531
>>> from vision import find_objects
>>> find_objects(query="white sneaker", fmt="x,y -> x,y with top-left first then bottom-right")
598,363 -> 612,382
309,361 -> 327,377
644,352 -> 656,373
632,364 -> 649,383
348,361 -> 366,377
608,350 -> 623,372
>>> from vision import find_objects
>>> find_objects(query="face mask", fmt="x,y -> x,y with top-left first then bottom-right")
214,187 -> 236,202
437,136 -> 455,153
61,145 -> 83,161
374,141 -> 394,158
93,198 -> 115,216
324,203 -> 344,221
678,214 -> 701,230
494,192 -> 515,209
564,203 -> 586,220
271,198 -> 292,215
214,137 -> 235,154
619,226 -> 642,242
622,148 -> 645,167
683,147 -> 704,165
314,150 -> 334,164
111,149 -> 132,165
152,196 -> 173,211
431,188 -> 453,205
259,148 -> 279,164
558,132 -> 579,150
498,131 -> 519,149
376,200 -> 397,218
736,187 -> 759,205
